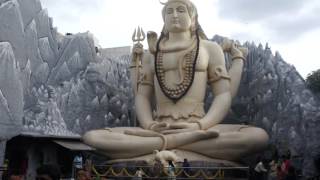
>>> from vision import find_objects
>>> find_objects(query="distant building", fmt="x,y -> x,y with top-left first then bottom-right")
4,133 -> 94,179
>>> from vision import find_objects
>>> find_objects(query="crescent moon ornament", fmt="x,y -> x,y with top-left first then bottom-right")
159,0 -> 167,5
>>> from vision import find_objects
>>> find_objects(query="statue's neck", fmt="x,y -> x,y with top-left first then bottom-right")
160,31 -> 195,52
168,31 -> 191,42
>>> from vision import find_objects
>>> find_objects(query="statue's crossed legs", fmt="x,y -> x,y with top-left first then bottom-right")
83,124 -> 268,161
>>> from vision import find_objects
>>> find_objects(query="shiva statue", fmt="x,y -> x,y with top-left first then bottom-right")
83,0 -> 268,163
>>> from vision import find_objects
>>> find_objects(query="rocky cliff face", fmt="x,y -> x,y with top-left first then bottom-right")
0,0 -> 319,177
237,44 -> 320,177
0,0 -> 133,138
211,35 -> 320,177
0,42 -> 24,139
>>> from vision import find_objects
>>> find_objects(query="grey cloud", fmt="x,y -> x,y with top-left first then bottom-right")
218,0 -> 320,42
266,10 -> 320,42
217,0 -> 304,22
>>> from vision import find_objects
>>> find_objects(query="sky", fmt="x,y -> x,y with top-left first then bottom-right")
40,0 -> 320,78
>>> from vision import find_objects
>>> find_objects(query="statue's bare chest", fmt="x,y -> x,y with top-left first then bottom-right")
161,48 -> 208,72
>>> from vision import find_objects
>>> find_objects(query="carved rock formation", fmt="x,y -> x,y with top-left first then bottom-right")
0,42 -> 24,139
211,35 -> 320,177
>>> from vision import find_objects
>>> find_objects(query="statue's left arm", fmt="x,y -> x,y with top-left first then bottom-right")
198,41 -> 232,130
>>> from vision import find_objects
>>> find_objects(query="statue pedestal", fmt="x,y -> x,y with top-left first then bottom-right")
107,149 -> 241,166
92,150 -> 249,179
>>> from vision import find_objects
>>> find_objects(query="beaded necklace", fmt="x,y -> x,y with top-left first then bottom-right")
155,30 -> 200,103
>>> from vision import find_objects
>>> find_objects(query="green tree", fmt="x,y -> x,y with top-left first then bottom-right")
306,69 -> 320,92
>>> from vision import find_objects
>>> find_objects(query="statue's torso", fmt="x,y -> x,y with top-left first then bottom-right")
150,41 -> 214,123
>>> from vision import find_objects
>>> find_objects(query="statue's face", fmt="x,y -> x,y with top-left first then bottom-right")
164,2 -> 192,33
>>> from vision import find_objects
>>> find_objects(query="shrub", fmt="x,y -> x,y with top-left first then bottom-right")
306,69 -> 320,92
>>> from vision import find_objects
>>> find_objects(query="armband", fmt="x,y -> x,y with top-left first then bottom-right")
208,65 -> 230,84
231,55 -> 246,62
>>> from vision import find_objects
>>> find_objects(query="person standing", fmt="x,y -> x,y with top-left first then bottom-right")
73,154 -> 83,178
254,159 -> 268,180
281,154 -> 291,176
134,168 -> 144,180
167,161 -> 175,180
268,159 -> 279,180
182,159 -> 190,178
73,154 -> 83,170
152,160 -> 163,178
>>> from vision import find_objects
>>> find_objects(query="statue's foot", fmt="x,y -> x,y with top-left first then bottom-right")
153,150 -> 180,167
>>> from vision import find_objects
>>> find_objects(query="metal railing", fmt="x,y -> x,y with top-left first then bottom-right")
90,165 -> 250,179
0,166 -> 7,172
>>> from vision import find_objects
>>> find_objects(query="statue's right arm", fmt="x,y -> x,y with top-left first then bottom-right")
135,52 -> 155,130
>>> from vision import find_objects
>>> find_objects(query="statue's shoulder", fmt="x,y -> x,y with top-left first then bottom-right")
201,40 -> 225,64
201,40 -> 221,50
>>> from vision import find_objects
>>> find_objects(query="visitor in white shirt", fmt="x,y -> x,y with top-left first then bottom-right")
254,159 -> 268,180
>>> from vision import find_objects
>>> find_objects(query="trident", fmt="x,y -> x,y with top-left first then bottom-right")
131,27 -> 145,94
132,26 -> 145,43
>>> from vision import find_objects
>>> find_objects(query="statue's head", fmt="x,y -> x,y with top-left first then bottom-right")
160,0 -> 207,39
162,0 -> 196,33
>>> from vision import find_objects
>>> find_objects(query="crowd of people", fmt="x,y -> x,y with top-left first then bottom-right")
253,150 -> 298,180
1,151 -> 311,180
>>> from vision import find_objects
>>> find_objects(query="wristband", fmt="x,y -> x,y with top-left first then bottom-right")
231,55 -> 246,62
